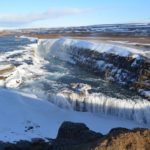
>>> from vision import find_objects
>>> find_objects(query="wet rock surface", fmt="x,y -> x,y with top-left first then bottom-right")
0,121 -> 149,150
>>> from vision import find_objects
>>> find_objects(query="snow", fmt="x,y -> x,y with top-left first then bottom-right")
37,38 -> 146,61
0,88 -> 149,143
19,36 -> 38,42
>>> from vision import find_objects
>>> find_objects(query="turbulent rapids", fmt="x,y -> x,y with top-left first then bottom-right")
0,35 -> 150,125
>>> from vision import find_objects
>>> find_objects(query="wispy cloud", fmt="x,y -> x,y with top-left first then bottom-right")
0,8 -> 89,27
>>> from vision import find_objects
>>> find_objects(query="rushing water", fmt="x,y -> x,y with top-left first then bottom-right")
0,35 -> 150,124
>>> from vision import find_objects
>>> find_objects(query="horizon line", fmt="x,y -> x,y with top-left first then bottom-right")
1,22 -> 150,31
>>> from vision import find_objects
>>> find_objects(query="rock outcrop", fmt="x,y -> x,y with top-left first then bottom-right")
0,122 -> 149,150
97,128 -> 150,150
51,121 -> 103,150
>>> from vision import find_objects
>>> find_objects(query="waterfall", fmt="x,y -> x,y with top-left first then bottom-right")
49,91 -> 150,124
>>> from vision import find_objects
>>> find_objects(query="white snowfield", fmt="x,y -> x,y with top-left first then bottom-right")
0,88 -> 149,142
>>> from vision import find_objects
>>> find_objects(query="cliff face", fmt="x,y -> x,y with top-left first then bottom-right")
97,128 -> 150,150
70,46 -> 150,91
1,122 -> 149,150
37,38 -> 150,99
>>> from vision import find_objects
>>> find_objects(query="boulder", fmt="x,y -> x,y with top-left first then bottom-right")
51,121 -> 103,150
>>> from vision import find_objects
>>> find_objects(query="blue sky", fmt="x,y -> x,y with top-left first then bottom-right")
0,0 -> 150,29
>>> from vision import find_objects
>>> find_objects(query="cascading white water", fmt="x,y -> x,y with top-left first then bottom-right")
49,91 -> 150,124
85,94 -> 150,124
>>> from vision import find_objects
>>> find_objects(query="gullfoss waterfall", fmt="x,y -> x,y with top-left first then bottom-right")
0,35 -> 150,141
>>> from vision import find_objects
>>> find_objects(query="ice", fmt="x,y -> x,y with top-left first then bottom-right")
37,38 -> 146,61
37,39 -> 76,63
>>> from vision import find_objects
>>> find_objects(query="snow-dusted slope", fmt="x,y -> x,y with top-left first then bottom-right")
0,88 -> 149,142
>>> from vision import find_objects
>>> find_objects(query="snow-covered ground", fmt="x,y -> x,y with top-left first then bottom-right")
0,88 -> 149,142
13,23 -> 150,36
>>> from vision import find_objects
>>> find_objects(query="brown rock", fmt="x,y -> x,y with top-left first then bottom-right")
51,122 -> 150,150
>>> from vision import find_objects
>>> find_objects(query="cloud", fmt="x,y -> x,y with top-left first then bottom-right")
0,8 -> 89,27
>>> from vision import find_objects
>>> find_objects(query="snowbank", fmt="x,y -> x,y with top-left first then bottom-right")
37,38 -> 145,60
0,88 -> 149,142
